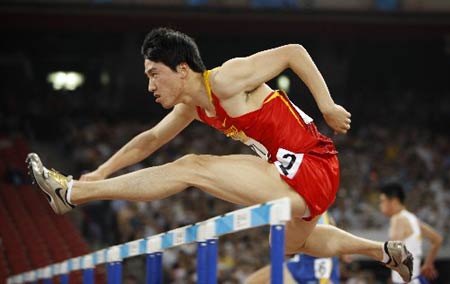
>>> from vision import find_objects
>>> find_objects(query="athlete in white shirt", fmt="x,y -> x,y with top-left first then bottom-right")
379,183 -> 443,284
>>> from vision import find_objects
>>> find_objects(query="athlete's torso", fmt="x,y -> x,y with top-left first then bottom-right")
392,210 -> 423,283
196,70 -> 337,164
286,213 -> 340,284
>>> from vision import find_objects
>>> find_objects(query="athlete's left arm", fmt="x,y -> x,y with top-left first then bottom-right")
419,221 -> 443,280
212,44 -> 351,133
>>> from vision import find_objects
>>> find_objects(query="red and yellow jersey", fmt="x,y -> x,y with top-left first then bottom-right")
196,70 -> 340,219
196,70 -> 337,163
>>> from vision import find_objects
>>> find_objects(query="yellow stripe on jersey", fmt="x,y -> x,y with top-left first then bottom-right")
264,91 -> 304,127
322,211 -> 330,225
202,70 -> 214,104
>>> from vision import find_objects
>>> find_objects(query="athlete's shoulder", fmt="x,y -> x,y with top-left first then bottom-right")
390,213 -> 414,239
202,67 -> 234,103
209,60 -> 252,98
391,212 -> 409,223
208,66 -> 233,98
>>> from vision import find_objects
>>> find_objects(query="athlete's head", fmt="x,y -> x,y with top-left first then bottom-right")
141,28 -> 206,108
142,27 -> 206,73
379,183 -> 405,216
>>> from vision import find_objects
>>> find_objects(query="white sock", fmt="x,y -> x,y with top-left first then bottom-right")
66,179 -> 75,206
382,242 -> 390,263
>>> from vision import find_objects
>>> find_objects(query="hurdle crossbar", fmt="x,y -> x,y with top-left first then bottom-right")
7,197 -> 291,284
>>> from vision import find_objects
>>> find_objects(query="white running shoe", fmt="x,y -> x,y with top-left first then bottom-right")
26,153 -> 75,214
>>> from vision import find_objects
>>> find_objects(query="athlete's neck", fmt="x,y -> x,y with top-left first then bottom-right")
391,205 -> 405,216
180,71 -> 214,112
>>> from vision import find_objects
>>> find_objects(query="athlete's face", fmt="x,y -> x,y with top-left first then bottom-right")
144,59 -> 185,109
379,193 -> 394,216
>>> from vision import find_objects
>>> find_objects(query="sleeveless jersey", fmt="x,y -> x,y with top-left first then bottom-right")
286,212 -> 340,284
392,210 -> 423,284
196,70 -> 340,219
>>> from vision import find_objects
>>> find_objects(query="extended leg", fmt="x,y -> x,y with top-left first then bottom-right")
283,218 -> 412,282
71,154 -> 308,217
300,224 -> 383,259
28,153 -> 308,217
284,219 -> 383,260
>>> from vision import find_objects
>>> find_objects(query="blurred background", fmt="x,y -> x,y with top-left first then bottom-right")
1,0 -> 449,283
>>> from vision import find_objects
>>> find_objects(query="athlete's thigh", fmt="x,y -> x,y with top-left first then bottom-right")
284,215 -> 320,255
195,154 -> 318,253
195,154 -> 307,217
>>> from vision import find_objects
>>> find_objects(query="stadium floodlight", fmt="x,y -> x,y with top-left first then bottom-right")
47,71 -> 85,91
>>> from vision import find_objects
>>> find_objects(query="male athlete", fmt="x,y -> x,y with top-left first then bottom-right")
27,27 -> 413,282
380,183 -> 443,284
245,212 -> 340,284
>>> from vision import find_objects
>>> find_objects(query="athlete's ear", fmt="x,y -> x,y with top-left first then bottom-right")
177,63 -> 188,78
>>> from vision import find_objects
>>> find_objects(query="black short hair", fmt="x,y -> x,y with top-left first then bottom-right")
141,27 -> 206,73
380,183 -> 405,204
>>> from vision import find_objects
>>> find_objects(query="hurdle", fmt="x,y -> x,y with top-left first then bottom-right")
7,197 -> 291,284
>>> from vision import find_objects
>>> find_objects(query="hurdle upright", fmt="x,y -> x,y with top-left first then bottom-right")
7,197 -> 291,284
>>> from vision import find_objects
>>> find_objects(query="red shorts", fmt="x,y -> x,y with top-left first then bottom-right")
279,154 -> 340,221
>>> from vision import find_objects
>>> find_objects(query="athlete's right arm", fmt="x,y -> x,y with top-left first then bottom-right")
79,104 -> 196,181
211,44 -> 351,134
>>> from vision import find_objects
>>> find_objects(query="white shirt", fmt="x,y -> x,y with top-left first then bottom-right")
392,209 -> 422,283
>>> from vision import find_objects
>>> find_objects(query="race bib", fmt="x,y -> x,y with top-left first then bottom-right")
314,258 -> 332,279
274,148 -> 304,179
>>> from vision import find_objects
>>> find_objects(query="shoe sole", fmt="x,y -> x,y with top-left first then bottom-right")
401,246 -> 414,282
389,242 -> 413,282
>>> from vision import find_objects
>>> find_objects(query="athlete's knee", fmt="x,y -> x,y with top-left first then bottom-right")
174,154 -> 213,182
285,241 -> 304,256
175,154 -> 208,168
170,154 -> 211,187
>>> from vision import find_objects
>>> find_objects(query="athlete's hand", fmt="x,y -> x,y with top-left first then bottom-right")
322,104 -> 351,134
79,169 -> 107,182
421,263 -> 438,280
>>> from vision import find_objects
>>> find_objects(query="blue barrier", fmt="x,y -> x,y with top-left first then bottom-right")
7,197 -> 291,284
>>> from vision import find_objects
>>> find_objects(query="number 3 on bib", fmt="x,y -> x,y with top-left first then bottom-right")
274,148 -> 304,179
